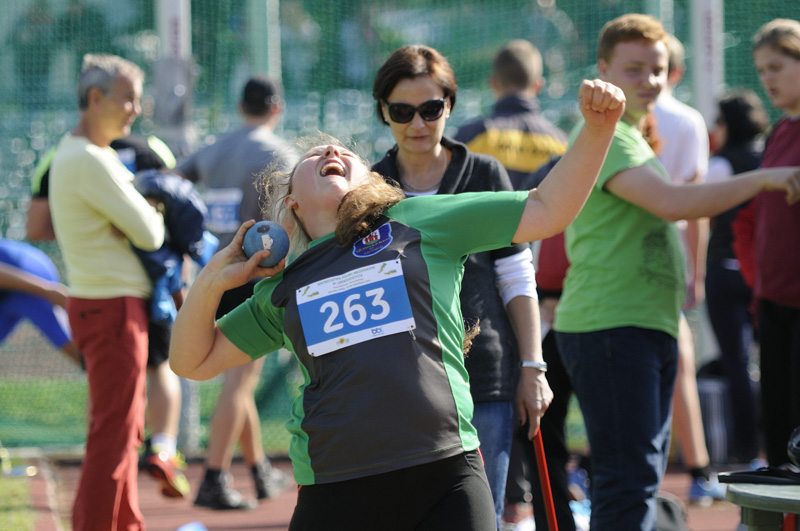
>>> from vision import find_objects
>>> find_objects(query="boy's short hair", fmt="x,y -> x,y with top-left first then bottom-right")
492,39 -> 543,92
597,14 -> 668,63
753,18 -> 800,61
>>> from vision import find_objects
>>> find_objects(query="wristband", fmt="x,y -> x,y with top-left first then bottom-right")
519,360 -> 548,372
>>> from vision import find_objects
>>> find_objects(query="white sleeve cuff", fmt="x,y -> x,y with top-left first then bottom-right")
494,248 -> 538,305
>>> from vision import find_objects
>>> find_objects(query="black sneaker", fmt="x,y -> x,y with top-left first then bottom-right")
194,472 -> 257,510
252,460 -> 290,500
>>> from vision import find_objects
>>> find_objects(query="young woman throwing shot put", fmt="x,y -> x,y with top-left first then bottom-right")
169,78 -> 625,530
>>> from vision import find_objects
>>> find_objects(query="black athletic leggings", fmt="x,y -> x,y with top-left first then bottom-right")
288,450 -> 497,531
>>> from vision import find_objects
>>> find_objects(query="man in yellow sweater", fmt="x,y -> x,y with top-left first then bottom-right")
50,53 -> 164,531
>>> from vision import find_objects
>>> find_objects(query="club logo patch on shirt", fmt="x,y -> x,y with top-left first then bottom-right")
353,223 -> 392,258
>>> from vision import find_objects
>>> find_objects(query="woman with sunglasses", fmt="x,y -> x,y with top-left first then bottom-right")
371,44 -> 545,528
169,79 -> 626,529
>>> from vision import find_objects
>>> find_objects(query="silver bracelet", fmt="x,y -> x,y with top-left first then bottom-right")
519,360 -> 548,372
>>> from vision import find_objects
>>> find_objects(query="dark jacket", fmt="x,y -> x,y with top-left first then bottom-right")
454,94 -> 567,190
133,170 -> 217,322
707,142 -> 761,267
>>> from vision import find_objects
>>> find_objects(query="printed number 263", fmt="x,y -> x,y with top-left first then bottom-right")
320,288 -> 390,333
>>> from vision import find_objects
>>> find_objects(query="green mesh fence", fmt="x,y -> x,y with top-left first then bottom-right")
1,0 -> 798,453
720,0 -> 800,121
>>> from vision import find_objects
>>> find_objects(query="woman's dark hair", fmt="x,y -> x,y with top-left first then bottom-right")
372,45 -> 458,125
716,89 -> 769,146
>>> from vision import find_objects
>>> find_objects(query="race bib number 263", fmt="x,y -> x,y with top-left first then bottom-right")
296,259 -> 416,356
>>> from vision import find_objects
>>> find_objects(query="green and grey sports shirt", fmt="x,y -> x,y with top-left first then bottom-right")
219,191 -> 527,485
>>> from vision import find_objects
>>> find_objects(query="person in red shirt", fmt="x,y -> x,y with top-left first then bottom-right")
733,18 -> 800,467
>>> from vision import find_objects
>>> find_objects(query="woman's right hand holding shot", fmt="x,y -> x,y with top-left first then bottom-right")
200,219 -> 286,294
170,220 -> 286,380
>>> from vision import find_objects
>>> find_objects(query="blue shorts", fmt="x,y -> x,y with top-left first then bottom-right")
0,240 -> 72,348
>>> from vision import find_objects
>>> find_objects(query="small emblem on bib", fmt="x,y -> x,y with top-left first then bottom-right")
353,223 -> 392,257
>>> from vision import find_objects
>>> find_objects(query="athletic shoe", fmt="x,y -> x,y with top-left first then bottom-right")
570,499 -> 592,531
502,502 -> 532,526
251,460 -> 290,500
688,475 -> 727,506
145,447 -> 191,499
194,472 -> 257,510
501,515 -> 534,531
501,502 -> 533,531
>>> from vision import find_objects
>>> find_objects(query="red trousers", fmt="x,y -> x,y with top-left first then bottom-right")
68,297 -> 149,531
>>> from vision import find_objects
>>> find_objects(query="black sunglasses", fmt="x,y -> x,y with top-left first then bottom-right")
384,98 -> 446,124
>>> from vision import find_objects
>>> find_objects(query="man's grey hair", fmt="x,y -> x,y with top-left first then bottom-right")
77,54 -> 144,110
